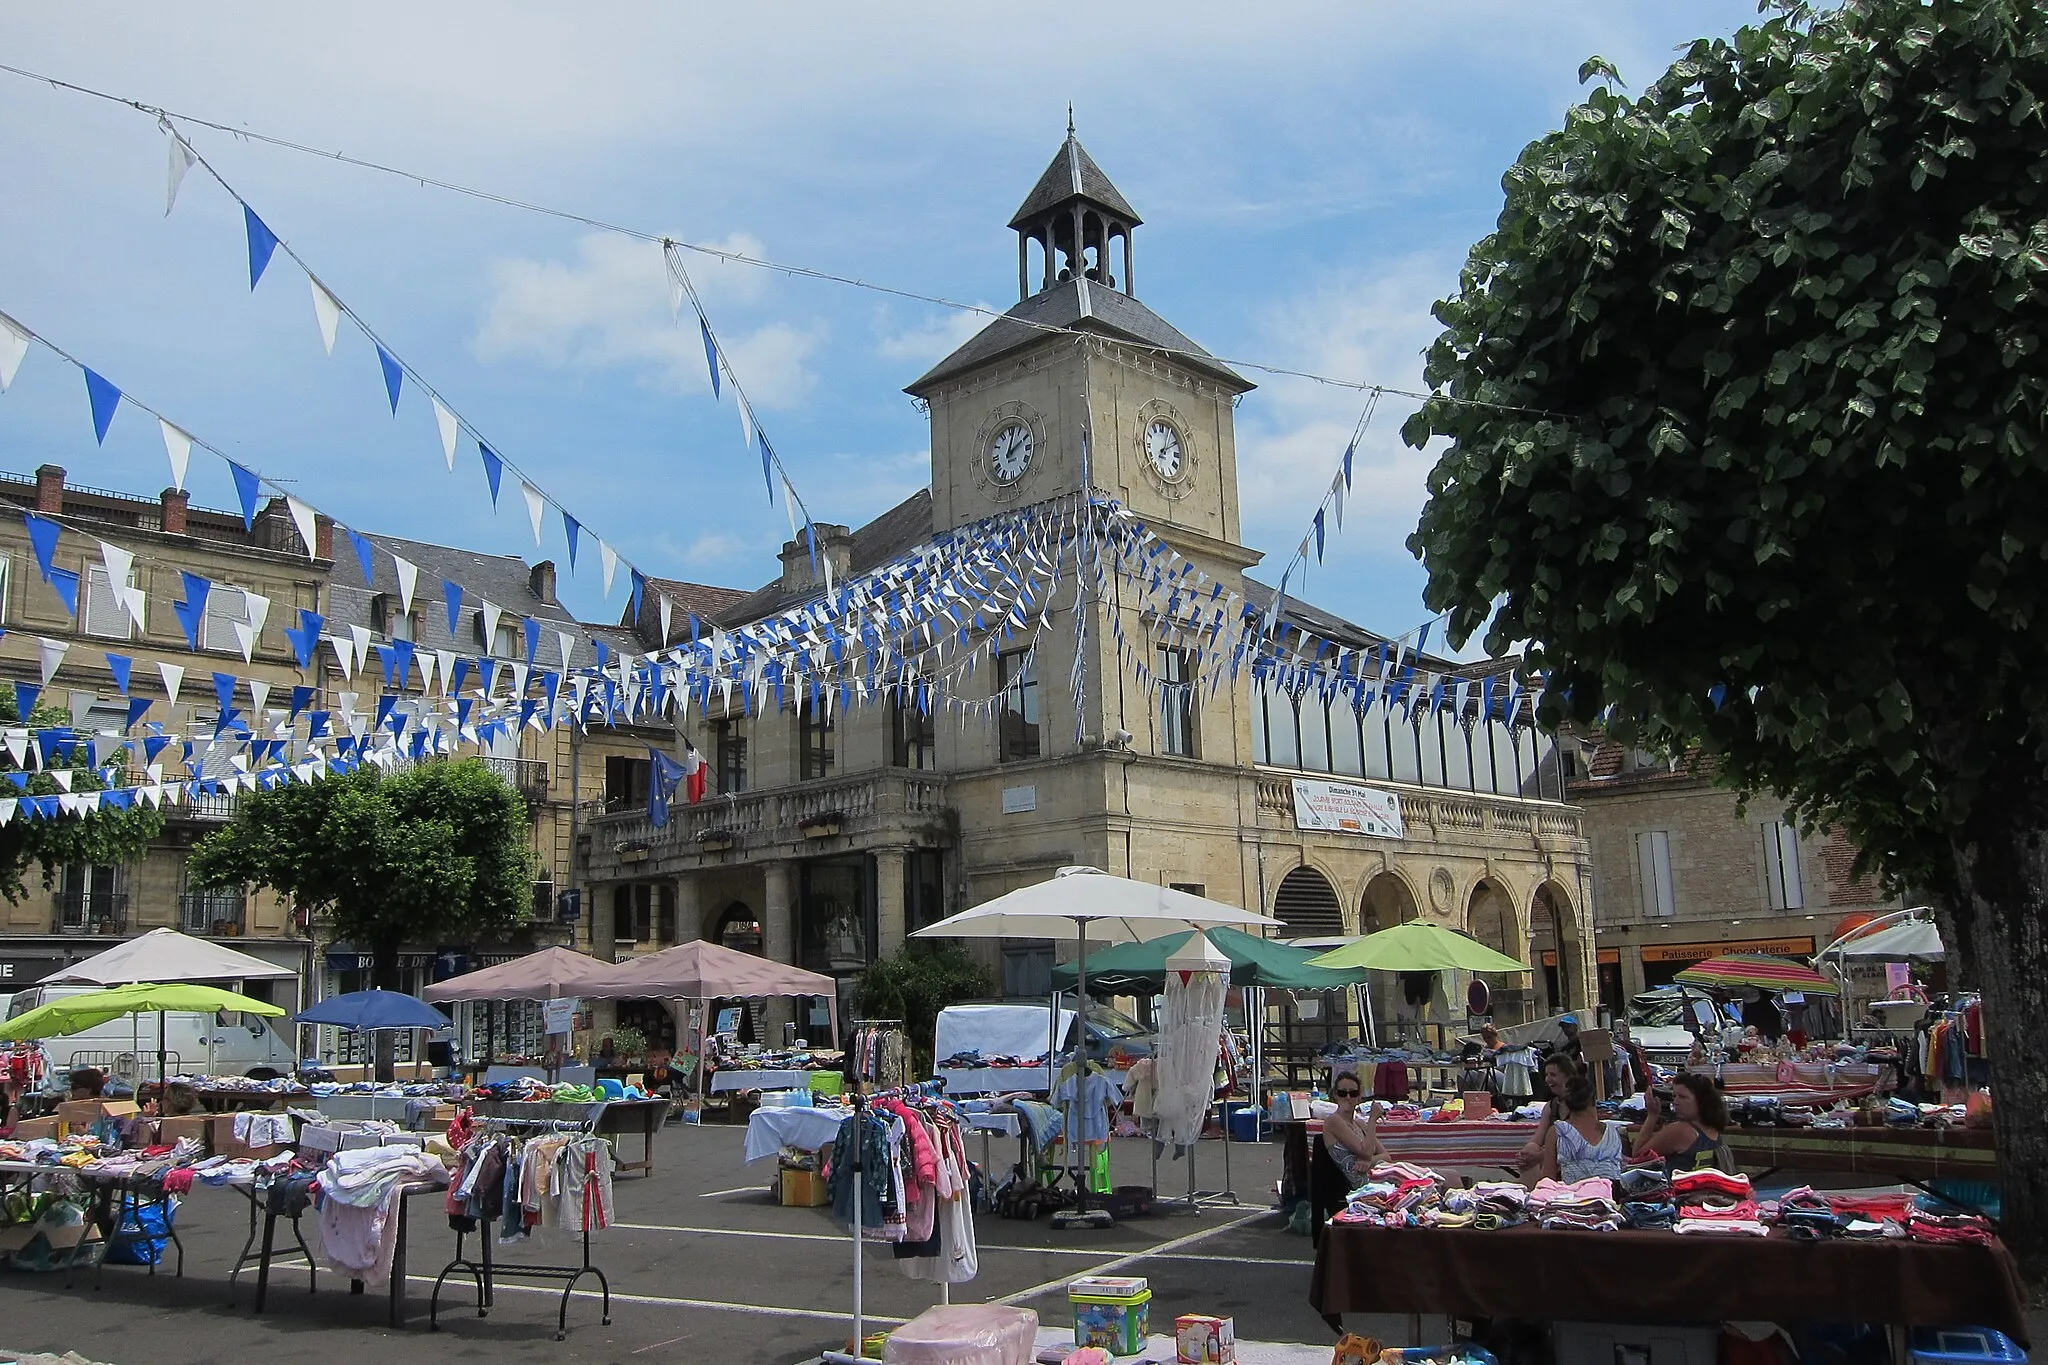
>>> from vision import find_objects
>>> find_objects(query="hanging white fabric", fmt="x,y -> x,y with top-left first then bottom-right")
1153,930 -> 1230,1150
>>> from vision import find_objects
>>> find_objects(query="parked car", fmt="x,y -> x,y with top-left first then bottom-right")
3,983 -> 298,1086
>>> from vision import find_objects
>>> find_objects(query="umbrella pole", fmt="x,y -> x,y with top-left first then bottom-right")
158,1009 -> 167,1099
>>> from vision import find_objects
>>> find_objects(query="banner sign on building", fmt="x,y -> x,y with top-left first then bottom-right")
1291,778 -> 1404,839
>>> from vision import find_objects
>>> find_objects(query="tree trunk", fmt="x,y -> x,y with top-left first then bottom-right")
371,939 -> 402,1084
1945,800 -> 2048,1279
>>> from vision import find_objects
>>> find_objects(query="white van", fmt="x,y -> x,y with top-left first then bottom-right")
4,983 -> 298,1086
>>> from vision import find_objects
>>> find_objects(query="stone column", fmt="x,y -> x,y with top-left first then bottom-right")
675,873 -> 702,944
874,847 -> 909,960
762,861 -> 796,1037
589,882 -> 618,1037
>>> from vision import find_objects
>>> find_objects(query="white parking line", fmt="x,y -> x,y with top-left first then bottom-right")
403,1272 -> 910,1327
992,1209 -> 1270,1307
614,1220 -> 1110,1255
696,1185 -> 770,1199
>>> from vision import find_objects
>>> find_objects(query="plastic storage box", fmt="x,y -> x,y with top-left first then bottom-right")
1071,1275 -> 1150,1356
883,1303 -> 1038,1365
1909,1328 -> 2027,1365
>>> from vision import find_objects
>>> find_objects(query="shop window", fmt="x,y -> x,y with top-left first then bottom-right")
613,883 -> 656,943
1157,646 -> 1198,758
798,696 -> 835,780
1763,820 -> 1804,910
370,594 -> 418,643
0,554 -> 11,624
892,692 -> 936,769
714,718 -> 747,794
657,883 -> 677,942
997,649 -> 1040,761
1636,830 -> 1675,917
799,857 -> 869,974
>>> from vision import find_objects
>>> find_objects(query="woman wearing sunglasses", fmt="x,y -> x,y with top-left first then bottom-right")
1322,1071 -> 1386,1188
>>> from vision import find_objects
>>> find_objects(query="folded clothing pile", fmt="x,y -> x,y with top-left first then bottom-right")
1528,1177 -> 1621,1231
1331,1163 -> 1447,1227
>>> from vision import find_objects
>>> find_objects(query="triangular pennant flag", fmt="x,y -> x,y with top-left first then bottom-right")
243,205 -> 280,290
599,541 -> 618,598
228,462 -> 262,530
556,631 -> 576,670
23,515 -> 58,582
83,368 -> 122,445
348,624 -> 371,672
248,678 -> 271,715
157,661 -> 184,706
344,527 -> 374,586
659,594 -> 674,643
478,443 -> 504,504
392,556 -> 417,614
376,345 -> 403,413
159,419 -> 192,491
701,320 -> 721,399
521,482 -> 546,546
443,580 -> 465,634
480,600 -> 503,653
164,130 -> 197,216
47,568 -> 79,618
327,635 -> 355,681
0,313 -> 28,393
434,650 -> 456,695
522,616 -> 541,664
310,278 -> 341,355
12,682 -> 38,722
630,569 -> 647,625
105,652 -> 133,695
759,430 -> 776,503
562,512 -> 581,570
285,498 -> 319,560
37,637 -> 68,684
125,696 -> 151,730
427,396 -> 462,471
243,591 -> 270,637
233,620 -> 257,663
739,397 -> 753,452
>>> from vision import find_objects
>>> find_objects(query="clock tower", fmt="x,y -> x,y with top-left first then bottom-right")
907,126 -> 1256,559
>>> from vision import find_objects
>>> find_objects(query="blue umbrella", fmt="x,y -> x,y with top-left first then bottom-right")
294,989 -> 449,1032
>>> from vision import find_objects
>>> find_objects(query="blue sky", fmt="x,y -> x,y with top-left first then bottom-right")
0,3 -> 1760,650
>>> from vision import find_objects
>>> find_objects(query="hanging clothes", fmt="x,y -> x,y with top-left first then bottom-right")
826,1086 -> 981,1283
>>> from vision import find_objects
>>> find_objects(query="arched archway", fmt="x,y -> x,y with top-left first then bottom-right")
1466,878 -> 1531,1024
710,902 -> 763,956
1530,880 -> 1586,1017
1272,865 -> 1344,939
1359,870 -> 1420,937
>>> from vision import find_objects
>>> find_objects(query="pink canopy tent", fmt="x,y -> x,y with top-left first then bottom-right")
421,947 -> 617,1003
587,940 -> 842,1120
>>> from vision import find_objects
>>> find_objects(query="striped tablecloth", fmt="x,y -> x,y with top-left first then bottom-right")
1714,1062 -> 1883,1107
1300,1117 -> 1538,1170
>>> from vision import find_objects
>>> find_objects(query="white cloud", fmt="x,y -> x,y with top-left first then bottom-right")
470,231 -> 820,406
873,307 -> 991,365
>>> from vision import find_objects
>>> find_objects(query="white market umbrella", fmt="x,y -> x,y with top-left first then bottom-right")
42,927 -> 297,984
1833,918 -> 1945,962
914,867 -> 1278,1216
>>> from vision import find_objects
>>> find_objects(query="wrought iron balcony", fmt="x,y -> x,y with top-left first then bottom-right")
54,893 -> 129,936
179,891 -> 247,936
480,756 -> 550,802
591,768 -> 950,866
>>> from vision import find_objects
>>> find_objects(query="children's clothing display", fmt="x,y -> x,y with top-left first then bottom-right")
311,1144 -> 449,1286
851,1025 -> 910,1088
824,1085 -> 980,1285
444,1130 -> 615,1240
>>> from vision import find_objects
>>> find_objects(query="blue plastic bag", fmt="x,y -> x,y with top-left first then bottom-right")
104,1198 -> 174,1265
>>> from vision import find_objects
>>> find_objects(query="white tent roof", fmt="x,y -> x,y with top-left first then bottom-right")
1838,918 -> 1946,962
40,927 -> 297,984
1166,929 -> 1232,973
911,866 -> 1280,946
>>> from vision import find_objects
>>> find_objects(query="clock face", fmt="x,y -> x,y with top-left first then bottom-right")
988,421 -> 1033,484
1145,419 -> 1184,480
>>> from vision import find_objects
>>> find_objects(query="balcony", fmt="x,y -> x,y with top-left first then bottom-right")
1253,772 -> 1584,847
589,768 -> 951,874
54,893 -> 129,936
179,788 -> 242,822
481,756 -> 550,802
179,892 -> 247,936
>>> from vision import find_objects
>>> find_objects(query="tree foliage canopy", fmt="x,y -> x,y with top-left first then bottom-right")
851,941 -> 991,1072
1406,0 -> 2048,897
189,759 -> 533,981
0,693 -> 162,903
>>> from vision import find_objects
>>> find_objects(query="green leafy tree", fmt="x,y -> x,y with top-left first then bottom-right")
0,693 -> 162,905
190,758 -> 534,1077
1402,0 -> 2048,1261
851,941 -> 991,1076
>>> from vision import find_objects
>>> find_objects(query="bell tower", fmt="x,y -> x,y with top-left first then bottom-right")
1010,111 -> 1142,300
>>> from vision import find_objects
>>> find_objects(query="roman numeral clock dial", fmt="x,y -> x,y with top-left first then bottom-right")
988,421 -> 1033,484
1146,419 -> 1183,479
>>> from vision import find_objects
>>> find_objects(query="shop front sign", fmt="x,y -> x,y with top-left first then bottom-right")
1638,936 -> 1816,964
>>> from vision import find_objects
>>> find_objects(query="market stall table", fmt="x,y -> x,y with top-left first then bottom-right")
251,1177 -> 444,1327
1310,1223 -> 2028,1345
743,1104 -> 851,1164
1729,1124 -> 1995,1184
1280,1118 -> 1537,1204
0,1158 -> 184,1285
467,1097 -> 669,1178
1714,1061 -> 1885,1106
707,1068 -> 821,1094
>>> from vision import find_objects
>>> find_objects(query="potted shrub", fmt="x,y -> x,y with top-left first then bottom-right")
799,811 -> 844,839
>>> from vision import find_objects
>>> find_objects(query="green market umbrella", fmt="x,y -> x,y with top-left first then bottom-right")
0,981 -> 286,1093
1050,926 -> 1369,994
1305,919 -> 1530,974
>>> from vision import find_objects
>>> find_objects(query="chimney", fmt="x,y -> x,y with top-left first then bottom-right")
160,487 -> 189,536
256,496 -> 291,549
530,559 -> 557,605
34,465 -> 64,514
314,514 -> 334,563
778,523 -> 853,595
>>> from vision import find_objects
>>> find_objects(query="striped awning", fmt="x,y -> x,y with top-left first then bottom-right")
1674,953 -> 1839,996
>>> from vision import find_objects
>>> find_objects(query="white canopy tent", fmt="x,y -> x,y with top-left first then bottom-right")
42,927 -> 297,985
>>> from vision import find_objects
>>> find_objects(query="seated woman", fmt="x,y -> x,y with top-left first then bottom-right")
1321,1072 -> 1386,1188
1633,1072 -> 1733,1176
1515,1051 -> 1582,1175
1540,1074 -> 1627,1183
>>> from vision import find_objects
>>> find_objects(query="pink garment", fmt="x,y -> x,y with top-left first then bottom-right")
880,1100 -> 939,1187
1529,1177 -> 1614,1205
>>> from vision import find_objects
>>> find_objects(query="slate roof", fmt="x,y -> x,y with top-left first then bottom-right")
906,278 -> 1250,396
1240,577 -> 1492,676
1009,134 -> 1143,229
325,533 -> 578,658
711,490 -> 935,628
620,576 -> 756,646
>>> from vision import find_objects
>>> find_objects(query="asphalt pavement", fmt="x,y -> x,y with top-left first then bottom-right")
0,1121 -> 1352,1364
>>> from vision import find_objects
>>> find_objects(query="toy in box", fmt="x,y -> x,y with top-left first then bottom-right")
1177,1313 -> 1237,1363
1070,1275 -> 1149,1356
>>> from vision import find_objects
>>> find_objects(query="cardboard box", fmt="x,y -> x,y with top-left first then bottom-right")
100,1100 -> 140,1120
1177,1314 -> 1237,1364
779,1168 -> 829,1207
158,1116 -> 211,1149
55,1099 -> 106,1129
8,1118 -> 60,1141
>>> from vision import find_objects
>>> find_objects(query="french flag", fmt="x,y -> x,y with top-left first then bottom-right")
683,739 -> 706,804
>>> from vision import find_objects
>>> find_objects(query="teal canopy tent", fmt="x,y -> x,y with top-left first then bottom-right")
1049,926 -> 1369,995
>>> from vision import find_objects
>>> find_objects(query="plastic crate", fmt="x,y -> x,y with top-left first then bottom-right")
1923,1179 -> 2001,1220
1396,1347 -> 1499,1365
1223,1102 -> 1267,1142
1909,1328 -> 2027,1365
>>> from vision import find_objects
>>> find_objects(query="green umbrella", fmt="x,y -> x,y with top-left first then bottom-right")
0,981 -> 286,1092
1305,920 -> 1530,974
1049,926 -> 1370,993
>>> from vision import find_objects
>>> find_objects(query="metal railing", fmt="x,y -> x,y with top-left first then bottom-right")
481,755 -> 550,801
54,893 -> 129,936
592,768 -> 951,854
179,892 -> 247,935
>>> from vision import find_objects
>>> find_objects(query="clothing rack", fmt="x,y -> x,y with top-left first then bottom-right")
428,1113 -> 613,1341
